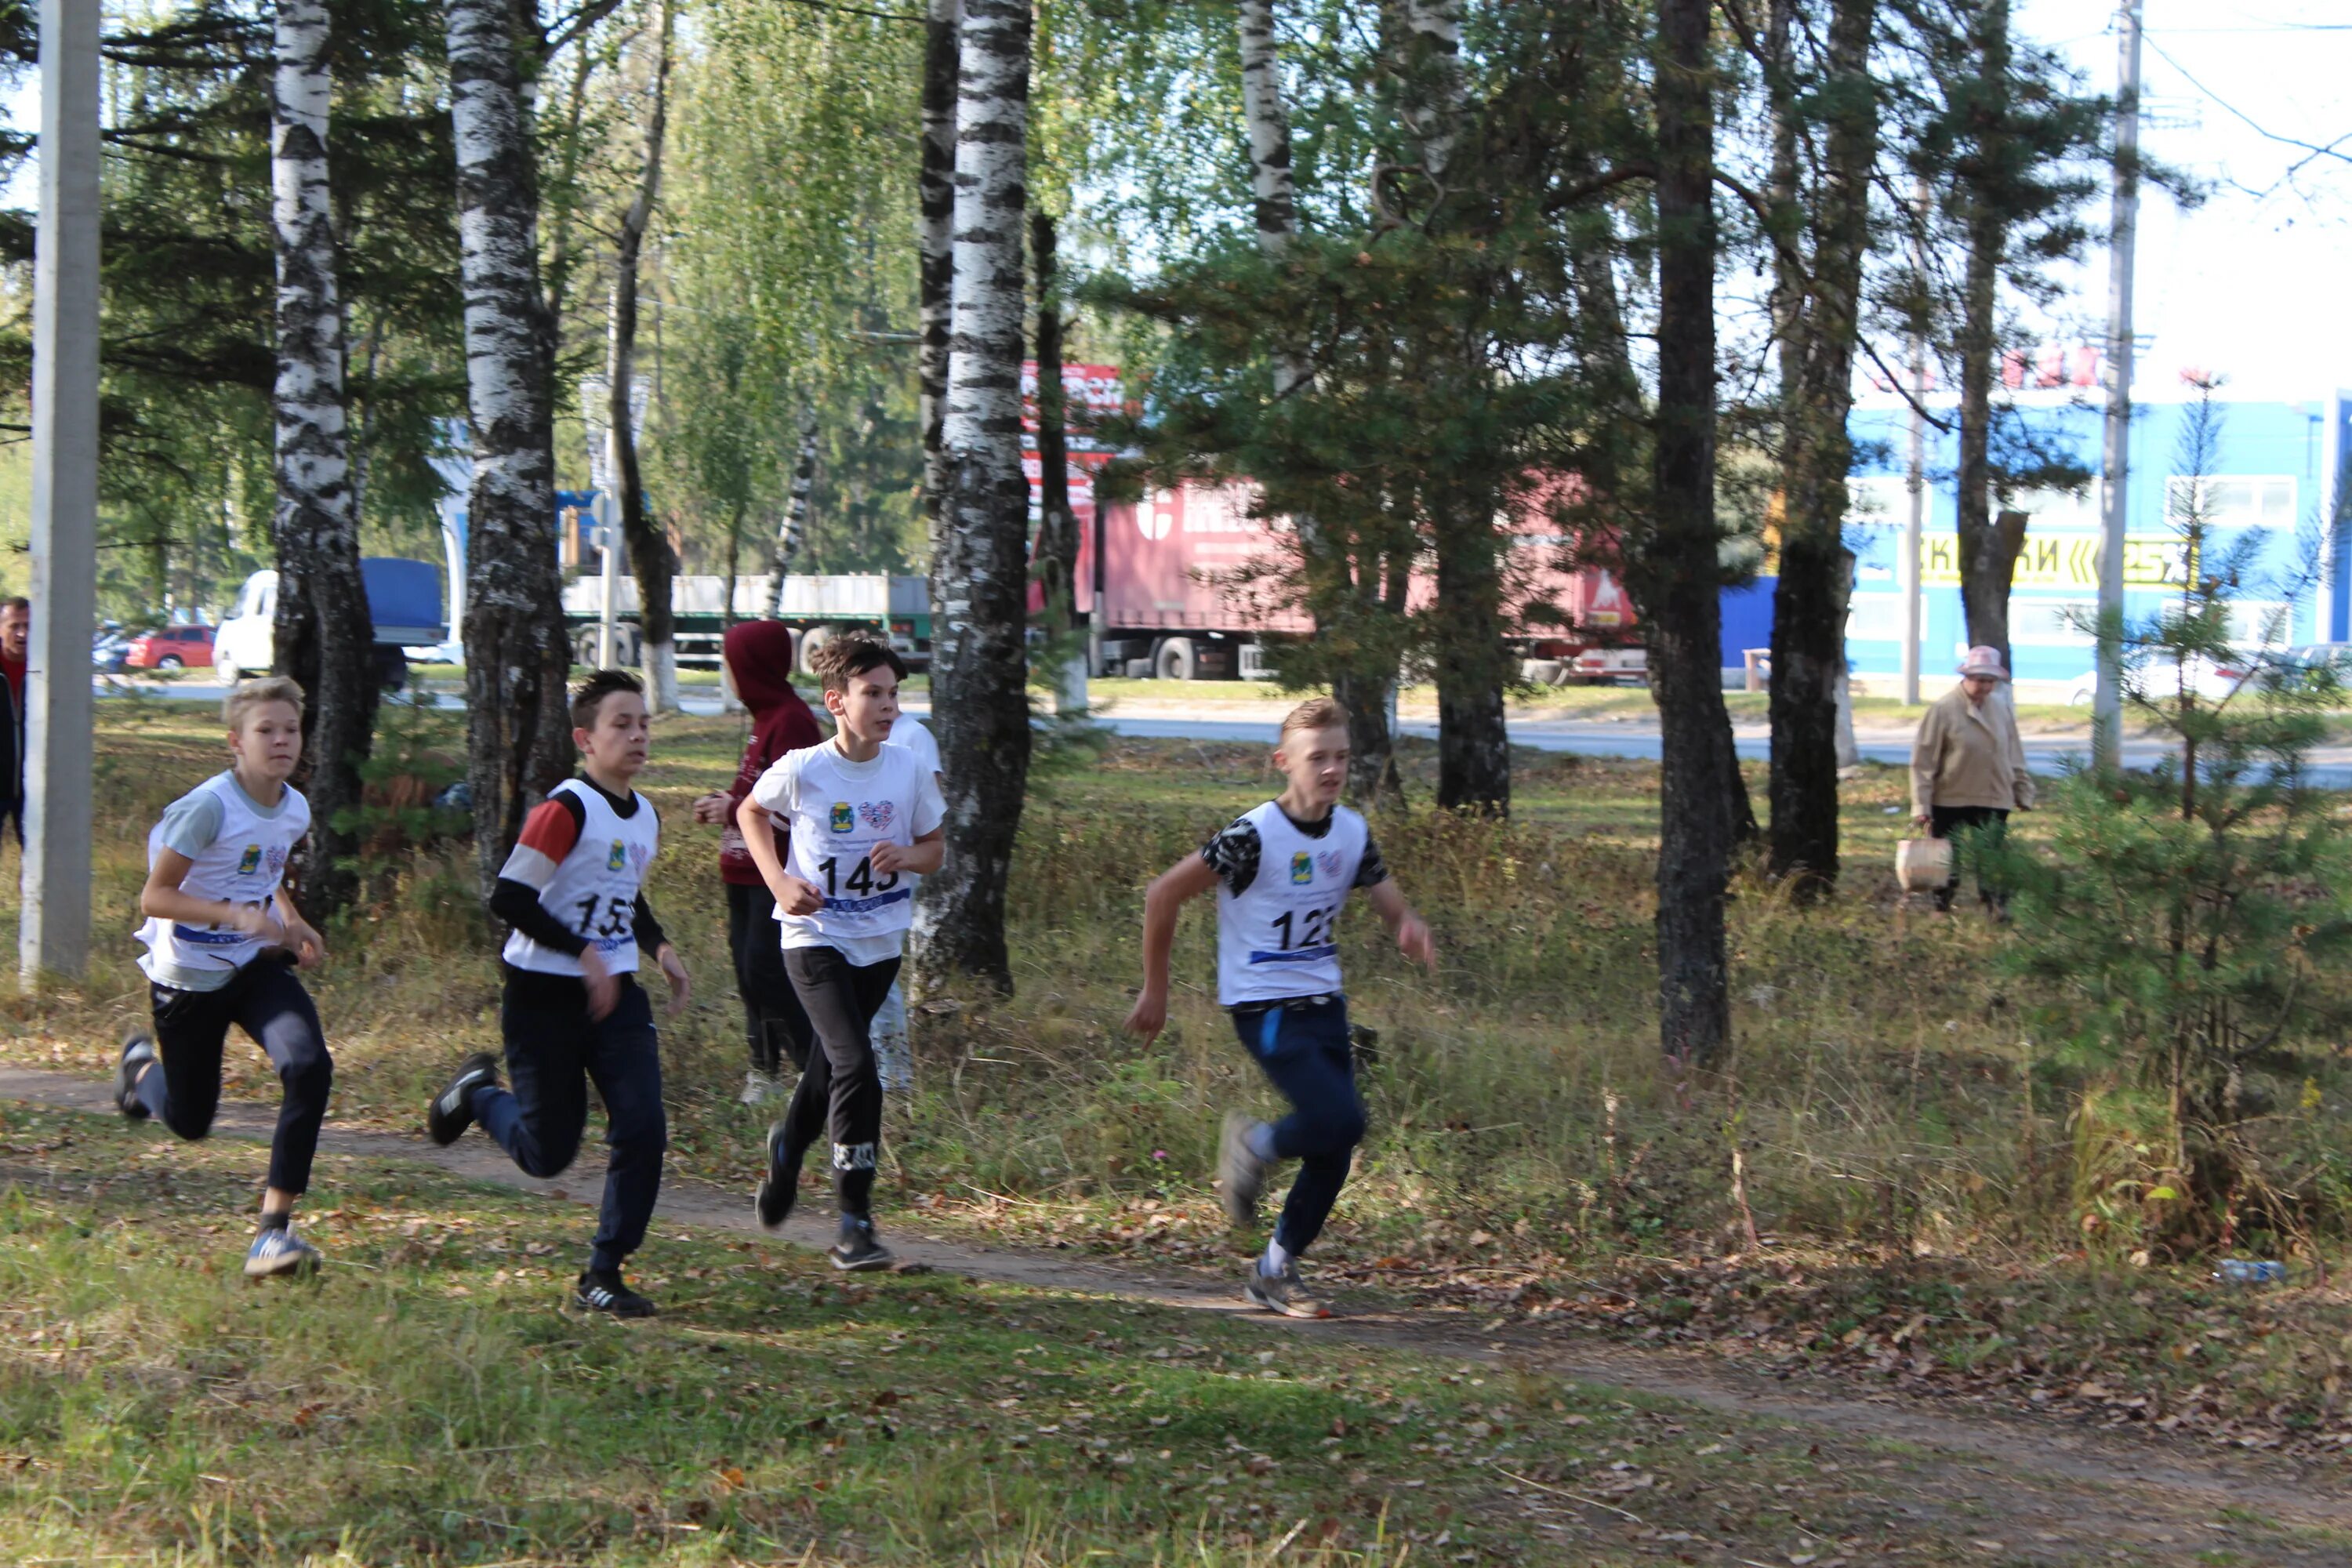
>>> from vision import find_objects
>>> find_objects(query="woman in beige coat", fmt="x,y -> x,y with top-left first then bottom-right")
1911,645 -> 2035,910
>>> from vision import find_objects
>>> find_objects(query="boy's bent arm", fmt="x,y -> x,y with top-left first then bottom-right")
1364,879 -> 1436,970
1125,854 -> 1221,1040
140,847 -> 280,938
873,826 -> 944,877
736,797 -> 817,912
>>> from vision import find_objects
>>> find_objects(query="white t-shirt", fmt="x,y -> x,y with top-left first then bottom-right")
749,738 -> 946,964
889,715 -> 941,776
136,771 -> 311,991
1206,800 -> 1376,1006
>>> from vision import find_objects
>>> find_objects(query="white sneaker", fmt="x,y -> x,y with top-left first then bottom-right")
244,1224 -> 322,1279
740,1070 -> 782,1106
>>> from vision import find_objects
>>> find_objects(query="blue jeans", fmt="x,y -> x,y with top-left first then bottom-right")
1229,995 -> 1367,1257
476,968 -> 667,1275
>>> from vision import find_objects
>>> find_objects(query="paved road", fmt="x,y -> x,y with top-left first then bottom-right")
101,677 -> 2352,786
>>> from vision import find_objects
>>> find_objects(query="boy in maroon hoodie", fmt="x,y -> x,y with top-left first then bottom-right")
694,621 -> 822,1104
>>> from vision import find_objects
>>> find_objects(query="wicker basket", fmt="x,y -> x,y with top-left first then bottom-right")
1895,837 -> 1951,893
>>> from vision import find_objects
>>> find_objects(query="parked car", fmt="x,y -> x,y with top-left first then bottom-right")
2065,655 -> 2250,706
92,626 -> 129,673
125,624 -> 216,670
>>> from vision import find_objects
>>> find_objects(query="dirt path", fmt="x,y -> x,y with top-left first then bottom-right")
5,1062 -> 2345,1566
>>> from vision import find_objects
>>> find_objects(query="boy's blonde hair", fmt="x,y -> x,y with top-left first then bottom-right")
224,676 -> 305,731
1279,695 -> 1349,740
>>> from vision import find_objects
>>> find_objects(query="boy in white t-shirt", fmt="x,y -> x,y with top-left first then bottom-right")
116,677 -> 334,1278
739,637 -> 945,1269
1126,697 -> 1433,1318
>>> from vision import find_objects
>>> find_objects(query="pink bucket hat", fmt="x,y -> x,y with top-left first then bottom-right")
1957,645 -> 2009,680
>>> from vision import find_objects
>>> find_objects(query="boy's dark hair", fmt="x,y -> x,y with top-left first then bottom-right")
810,634 -> 906,693
571,668 -> 644,731
0,597 -> 26,613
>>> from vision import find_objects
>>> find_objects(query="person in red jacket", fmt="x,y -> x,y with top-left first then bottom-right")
694,621 -> 823,1105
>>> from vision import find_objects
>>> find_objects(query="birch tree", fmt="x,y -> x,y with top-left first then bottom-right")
915,0 -> 1032,990
448,0 -> 572,895
1238,0 -> 1403,805
919,0 -> 960,606
608,0 -> 678,708
268,0 -> 379,919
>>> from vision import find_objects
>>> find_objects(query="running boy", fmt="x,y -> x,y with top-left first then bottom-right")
739,636 -> 944,1269
1124,697 -> 1433,1318
116,677 -> 335,1277
425,670 -> 690,1318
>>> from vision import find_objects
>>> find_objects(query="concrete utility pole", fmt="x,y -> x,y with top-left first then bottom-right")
594,487 -> 620,670
1903,179 -> 1930,708
2092,0 -> 2143,773
21,0 -> 101,986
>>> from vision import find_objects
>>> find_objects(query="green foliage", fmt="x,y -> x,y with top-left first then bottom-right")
328,694 -> 471,907
1994,390 -> 2352,1250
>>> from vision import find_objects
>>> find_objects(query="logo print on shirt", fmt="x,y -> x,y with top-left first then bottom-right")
264,845 -> 288,878
829,801 -> 854,833
606,839 -> 626,872
236,844 -> 263,876
1318,850 -> 1345,879
858,800 -> 895,833
1290,851 -> 1312,885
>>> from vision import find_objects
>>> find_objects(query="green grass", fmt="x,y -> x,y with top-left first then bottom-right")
9,703 -> 2352,1470
0,1107 -> 2078,1566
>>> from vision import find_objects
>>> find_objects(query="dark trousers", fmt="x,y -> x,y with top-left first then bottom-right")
475,967 -> 667,1275
140,957 -> 333,1196
1929,804 -> 2009,909
1229,995 -> 1367,1258
727,882 -> 813,1074
777,945 -> 899,1220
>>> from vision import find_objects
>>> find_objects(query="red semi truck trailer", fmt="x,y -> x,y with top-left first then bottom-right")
1025,362 -> 1644,684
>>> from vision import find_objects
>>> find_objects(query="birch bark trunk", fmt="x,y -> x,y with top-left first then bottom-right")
919,0 -> 960,634
914,0 -> 1033,991
270,0 -> 379,918
1238,0 -> 1402,804
448,0 -> 572,897
768,415 -> 817,619
609,0 -> 677,707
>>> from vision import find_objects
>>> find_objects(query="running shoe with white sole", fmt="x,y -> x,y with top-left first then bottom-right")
1218,1111 -> 1269,1228
573,1269 -> 657,1319
116,1033 -> 156,1121
829,1218 -> 895,1272
739,1069 -> 783,1107
1244,1259 -> 1330,1319
426,1052 -> 500,1146
244,1224 -> 322,1279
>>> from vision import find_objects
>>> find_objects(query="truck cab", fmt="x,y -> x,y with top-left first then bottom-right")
214,561 -> 443,691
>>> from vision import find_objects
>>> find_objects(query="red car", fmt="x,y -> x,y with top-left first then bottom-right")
125,624 -> 216,670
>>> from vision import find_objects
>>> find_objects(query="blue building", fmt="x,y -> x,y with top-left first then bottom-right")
1835,384 -> 2352,698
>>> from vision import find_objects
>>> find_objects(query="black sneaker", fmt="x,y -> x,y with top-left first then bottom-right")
755,1120 -> 797,1231
573,1269 -> 657,1319
1218,1112 -> 1269,1228
829,1218 -> 895,1272
427,1052 -> 500,1146
116,1033 -> 156,1120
